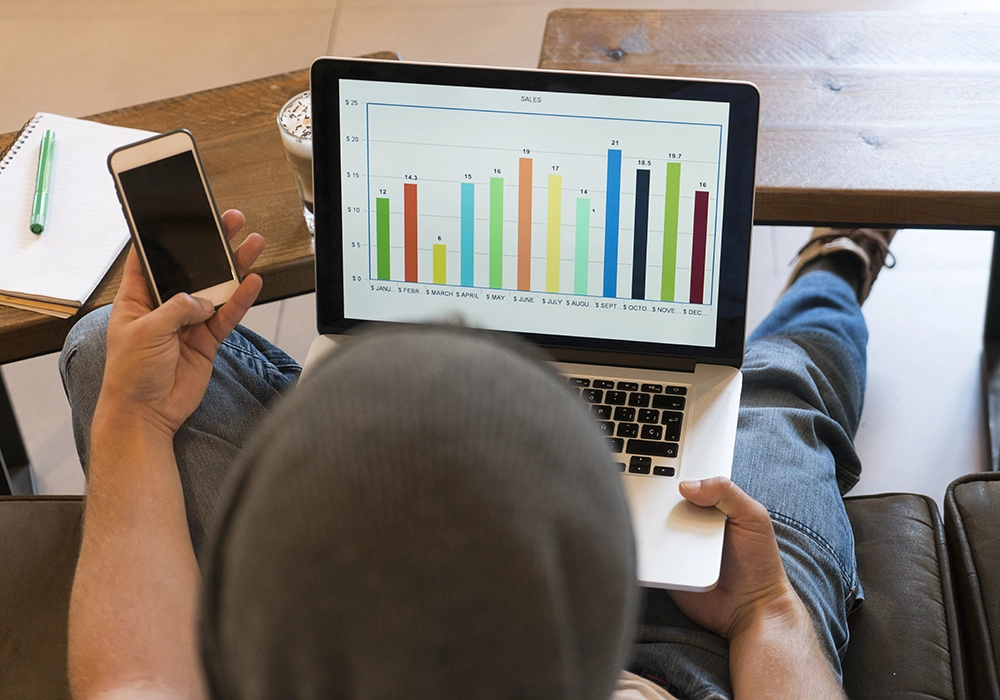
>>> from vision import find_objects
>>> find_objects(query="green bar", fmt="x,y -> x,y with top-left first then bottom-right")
433,244 -> 447,284
574,198 -> 590,295
376,197 -> 391,280
490,177 -> 504,288
661,162 -> 681,301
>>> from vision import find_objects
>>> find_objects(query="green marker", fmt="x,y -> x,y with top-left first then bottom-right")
29,130 -> 55,234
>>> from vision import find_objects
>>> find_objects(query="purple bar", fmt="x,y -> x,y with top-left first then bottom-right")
689,191 -> 709,304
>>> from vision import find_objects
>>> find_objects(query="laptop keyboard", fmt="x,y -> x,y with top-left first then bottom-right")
565,376 -> 688,477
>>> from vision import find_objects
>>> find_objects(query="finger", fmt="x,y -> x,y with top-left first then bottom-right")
150,292 -> 215,338
221,209 -> 246,241
205,274 -> 263,344
679,477 -> 772,528
113,245 -> 155,311
232,232 -> 265,277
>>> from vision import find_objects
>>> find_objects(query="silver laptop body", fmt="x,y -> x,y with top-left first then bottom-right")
305,57 -> 759,590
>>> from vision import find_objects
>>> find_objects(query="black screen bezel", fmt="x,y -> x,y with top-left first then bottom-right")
312,58 -> 759,368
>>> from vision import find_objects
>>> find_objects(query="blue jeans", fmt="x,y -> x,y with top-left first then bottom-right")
59,271 -> 864,699
631,271 -> 865,699
58,314 -> 300,557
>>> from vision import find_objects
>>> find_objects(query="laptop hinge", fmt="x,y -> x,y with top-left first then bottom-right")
544,346 -> 697,373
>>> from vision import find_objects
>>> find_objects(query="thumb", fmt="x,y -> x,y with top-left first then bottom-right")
679,477 -> 772,528
150,293 -> 215,336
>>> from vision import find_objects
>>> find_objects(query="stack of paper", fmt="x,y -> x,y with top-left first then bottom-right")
0,112 -> 154,317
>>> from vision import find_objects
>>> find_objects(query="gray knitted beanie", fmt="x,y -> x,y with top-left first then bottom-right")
200,325 -> 638,699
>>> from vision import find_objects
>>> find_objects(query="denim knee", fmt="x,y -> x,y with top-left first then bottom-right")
59,306 -> 111,390
59,305 -> 112,472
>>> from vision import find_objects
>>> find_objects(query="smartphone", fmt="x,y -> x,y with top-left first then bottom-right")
108,129 -> 241,307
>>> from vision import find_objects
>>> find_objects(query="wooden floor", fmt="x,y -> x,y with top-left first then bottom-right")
0,0 -> 996,504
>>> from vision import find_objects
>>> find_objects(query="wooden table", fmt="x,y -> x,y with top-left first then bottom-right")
541,9 -> 1000,467
0,69 -> 316,366
0,69 -> 318,494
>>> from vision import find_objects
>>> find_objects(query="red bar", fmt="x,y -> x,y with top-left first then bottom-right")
689,191 -> 709,304
404,183 -> 418,282
517,158 -> 532,290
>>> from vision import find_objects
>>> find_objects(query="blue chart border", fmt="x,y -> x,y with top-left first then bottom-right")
361,101 -> 725,305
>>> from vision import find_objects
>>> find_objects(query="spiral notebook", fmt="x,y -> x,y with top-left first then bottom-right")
0,113 -> 154,317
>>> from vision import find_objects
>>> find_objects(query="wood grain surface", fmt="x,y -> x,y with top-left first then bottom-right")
0,69 -> 313,363
540,10 -> 1000,229
0,50 -> 403,364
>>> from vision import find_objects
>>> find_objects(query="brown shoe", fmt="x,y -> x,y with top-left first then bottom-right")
786,227 -> 897,303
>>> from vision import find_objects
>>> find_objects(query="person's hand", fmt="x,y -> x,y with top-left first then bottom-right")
669,477 -> 804,640
96,209 -> 265,439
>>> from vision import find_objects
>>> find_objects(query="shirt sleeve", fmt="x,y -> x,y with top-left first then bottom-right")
612,670 -> 679,700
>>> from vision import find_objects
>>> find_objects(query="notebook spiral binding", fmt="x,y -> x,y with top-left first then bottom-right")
0,116 -> 42,173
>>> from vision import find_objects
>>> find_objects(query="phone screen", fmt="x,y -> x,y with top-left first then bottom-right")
117,150 -> 233,301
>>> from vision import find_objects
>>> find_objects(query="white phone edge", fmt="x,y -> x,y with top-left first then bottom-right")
107,129 -> 241,307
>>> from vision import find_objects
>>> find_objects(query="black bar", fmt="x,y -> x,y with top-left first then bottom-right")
983,341 -> 1000,471
631,168 -> 651,299
983,230 -> 1000,470
0,372 -> 33,495
986,230 -> 1000,340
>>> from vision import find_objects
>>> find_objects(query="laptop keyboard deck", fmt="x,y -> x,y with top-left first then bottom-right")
565,376 -> 688,477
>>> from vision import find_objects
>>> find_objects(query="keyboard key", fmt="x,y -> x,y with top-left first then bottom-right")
652,395 -> 686,410
641,383 -> 663,393
627,392 -> 651,407
591,404 -> 612,420
605,391 -> 627,405
617,381 -> 639,391
597,421 -> 615,435
653,466 -> 676,477
628,456 -> 652,474
626,440 -> 679,458
661,412 -> 683,441
637,409 -> 659,424
615,462 -> 627,472
641,425 -> 663,440
665,385 -> 687,395
569,377 -> 591,387
613,406 -> 636,422
593,379 -> 616,390
661,410 -> 682,424
664,422 -> 681,441
582,388 -> 604,403
616,422 -> 640,438
607,437 -> 624,453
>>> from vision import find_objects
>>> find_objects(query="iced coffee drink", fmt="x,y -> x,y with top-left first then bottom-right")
277,90 -> 314,235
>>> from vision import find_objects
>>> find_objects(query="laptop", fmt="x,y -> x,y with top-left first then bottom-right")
304,57 -> 759,591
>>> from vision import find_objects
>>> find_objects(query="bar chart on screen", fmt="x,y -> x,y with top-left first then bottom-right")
352,100 -> 725,306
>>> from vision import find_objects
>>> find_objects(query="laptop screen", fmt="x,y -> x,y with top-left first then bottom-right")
312,60 -> 759,367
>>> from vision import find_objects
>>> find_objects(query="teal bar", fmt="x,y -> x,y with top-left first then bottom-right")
461,182 -> 475,286
574,198 -> 590,295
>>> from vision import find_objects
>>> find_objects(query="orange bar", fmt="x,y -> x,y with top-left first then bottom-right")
517,158 -> 532,290
404,182 -> 418,282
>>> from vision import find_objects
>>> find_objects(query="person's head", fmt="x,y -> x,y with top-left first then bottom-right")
200,325 -> 638,699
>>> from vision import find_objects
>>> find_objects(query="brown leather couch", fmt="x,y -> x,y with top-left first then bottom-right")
946,472 -> 1000,700
2,478 -> 997,699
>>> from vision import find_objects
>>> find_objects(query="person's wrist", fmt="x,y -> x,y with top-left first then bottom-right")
728,580 -> 808,642
92,392 -> 177,450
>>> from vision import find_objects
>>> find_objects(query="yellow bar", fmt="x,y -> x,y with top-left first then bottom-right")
547,174 -> 562,292
433,244 -> 447,284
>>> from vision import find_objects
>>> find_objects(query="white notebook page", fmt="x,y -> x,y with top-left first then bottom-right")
0,113 -> 154,306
